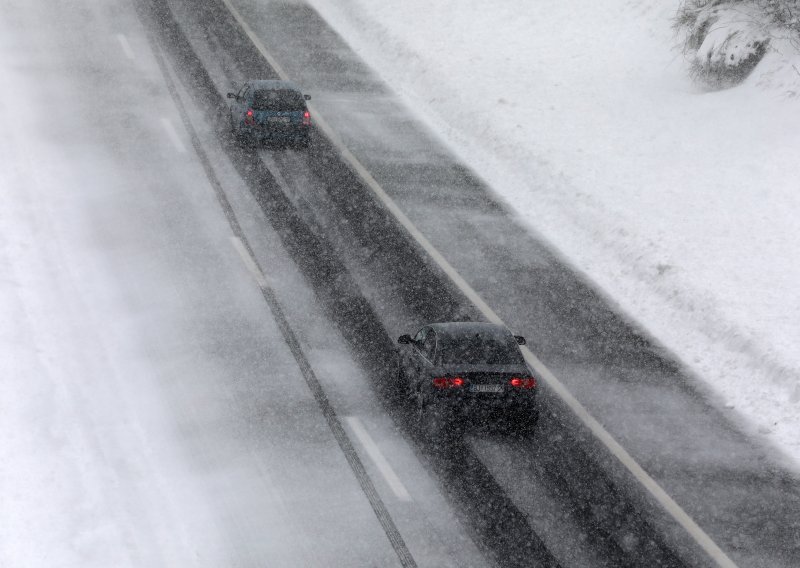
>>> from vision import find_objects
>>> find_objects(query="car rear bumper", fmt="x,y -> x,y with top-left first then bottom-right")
428,392 -> 539,424
243,124 -> 309,140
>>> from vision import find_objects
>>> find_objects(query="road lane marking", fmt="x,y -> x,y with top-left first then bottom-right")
216,1 -> 739,566
160,117 -> 186,153
346,416 -> 412,502
116,33 -> 135,60
230,236 -> 268,288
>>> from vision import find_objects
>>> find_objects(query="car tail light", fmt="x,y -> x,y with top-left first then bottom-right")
432,377 -> 464,389
245,109 -> 255,125
509,377 -> 536,389
303,111 -> 311,126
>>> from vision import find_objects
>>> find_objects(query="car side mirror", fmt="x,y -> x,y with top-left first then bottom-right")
226,92 -> 237,99
514,335 -> 526,345
397,334 -> 412,344
304,94 -> 311,100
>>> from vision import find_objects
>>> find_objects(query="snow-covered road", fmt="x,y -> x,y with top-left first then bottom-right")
0,1 -> 482,565
4,0 -> 800,565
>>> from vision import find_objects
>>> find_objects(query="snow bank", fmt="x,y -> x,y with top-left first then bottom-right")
305,0 -> 800,466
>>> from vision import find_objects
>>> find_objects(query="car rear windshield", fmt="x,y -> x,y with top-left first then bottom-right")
437,333 -> 525,365
252,89 -> 305,112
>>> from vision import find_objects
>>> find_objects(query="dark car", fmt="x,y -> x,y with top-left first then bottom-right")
396,322 -> 539,435
227,80 -> 311,147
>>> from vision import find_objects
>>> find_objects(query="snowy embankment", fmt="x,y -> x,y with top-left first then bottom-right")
306,0 -> 800,465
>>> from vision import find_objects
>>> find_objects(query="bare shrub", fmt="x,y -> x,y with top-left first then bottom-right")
673,0 -> 800,87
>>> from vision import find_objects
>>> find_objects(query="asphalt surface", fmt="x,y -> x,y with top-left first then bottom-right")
132,0 -> 800,566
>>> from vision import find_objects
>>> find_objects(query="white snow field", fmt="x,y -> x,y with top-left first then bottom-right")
304,0 -> 800,466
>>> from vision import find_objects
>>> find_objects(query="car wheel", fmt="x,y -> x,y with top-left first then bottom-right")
389,364 -> 407,407
413,389 -> 427,432
232,124 -> 256,147
414,389 -> 446,440
293,135 -> 310,150
232,124 -> 245,143
511,408 -> 539,438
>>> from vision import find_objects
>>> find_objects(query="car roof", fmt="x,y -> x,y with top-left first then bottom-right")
246,79 -> 302,92
427,321 -> 513,340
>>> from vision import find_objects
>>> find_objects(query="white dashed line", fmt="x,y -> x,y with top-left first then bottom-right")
346,416 -> 412,502
230,236 -> 268,288
160,117 -> 187,154
116,33 -> 135,60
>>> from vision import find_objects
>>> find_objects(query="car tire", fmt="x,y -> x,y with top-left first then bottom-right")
232,124 -> 256,147
511,408 -> 539,438
389,364 -> 407,407
293,135 -> 310,150
414,390 -> 448,441
413,390 -> 428,433
232,125 -> 244,143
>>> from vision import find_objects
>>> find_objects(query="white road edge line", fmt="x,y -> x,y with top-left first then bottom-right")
346,416 -> 412,502
116,33 -> 135,60
160,117 -> 187,154
217,1 -> 738,566
260,153 -> 294,194
230,236 -> 268,288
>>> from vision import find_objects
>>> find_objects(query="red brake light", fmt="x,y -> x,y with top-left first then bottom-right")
303,110 -> 311,126
432,377 -> 464,388
509,377 -> 536,389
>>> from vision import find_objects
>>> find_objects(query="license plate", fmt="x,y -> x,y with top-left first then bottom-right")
267,116 -> 291,123
470,384 -> 503,393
